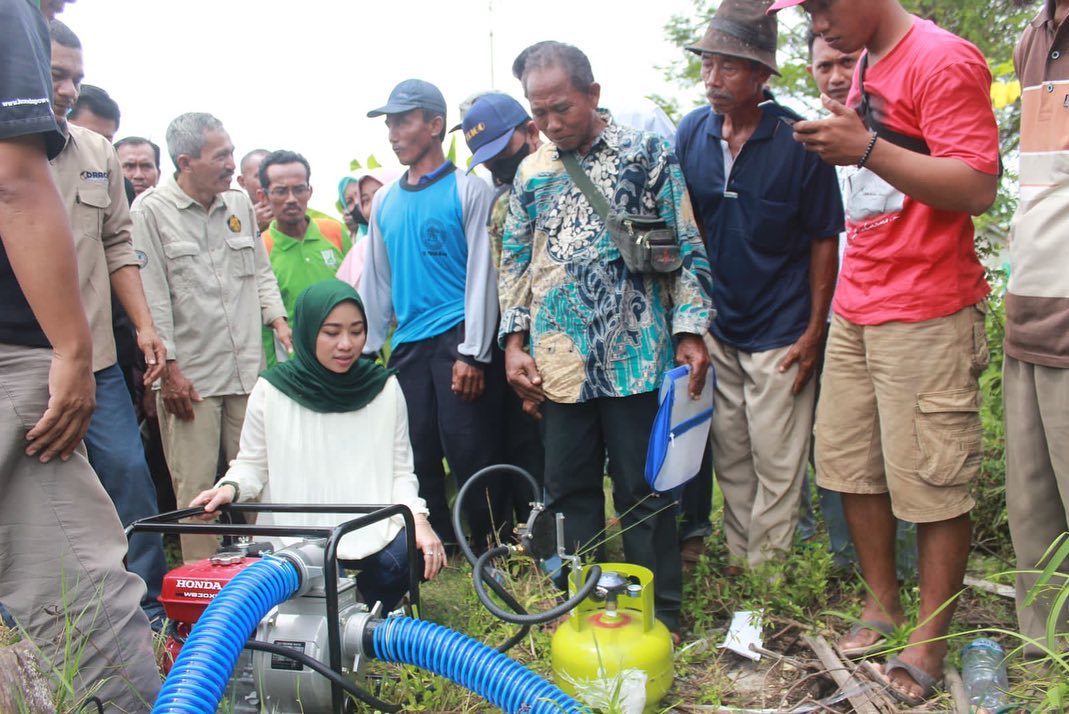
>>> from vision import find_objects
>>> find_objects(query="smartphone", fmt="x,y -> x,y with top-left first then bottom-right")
758,99 -> 806,127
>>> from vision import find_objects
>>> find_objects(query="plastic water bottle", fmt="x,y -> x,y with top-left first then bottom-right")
961,638 -> 1010,713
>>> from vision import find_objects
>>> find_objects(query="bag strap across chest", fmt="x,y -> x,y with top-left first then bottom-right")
559,150 -> 612,220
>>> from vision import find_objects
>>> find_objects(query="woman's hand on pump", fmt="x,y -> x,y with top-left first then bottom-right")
414,514 -> 445,580
189,483 -> 237,520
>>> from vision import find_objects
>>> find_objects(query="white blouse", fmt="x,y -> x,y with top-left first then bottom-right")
223,375 -> 428,560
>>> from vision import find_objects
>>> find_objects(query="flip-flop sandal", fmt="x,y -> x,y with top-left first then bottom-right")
838,620 -> 895,658
862,656 -> 942,707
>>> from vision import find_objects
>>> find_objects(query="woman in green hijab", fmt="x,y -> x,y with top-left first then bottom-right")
190,280 -> 445,611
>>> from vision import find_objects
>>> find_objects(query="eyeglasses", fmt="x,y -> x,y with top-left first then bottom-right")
267,184 -> 311,198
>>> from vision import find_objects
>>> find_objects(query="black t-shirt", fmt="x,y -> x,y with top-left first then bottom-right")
0,0 -> 66,348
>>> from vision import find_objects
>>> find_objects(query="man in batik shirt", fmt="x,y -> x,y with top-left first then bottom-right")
499,41 -> 713,636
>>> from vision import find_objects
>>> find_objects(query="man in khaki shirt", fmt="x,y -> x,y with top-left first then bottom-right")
132,111 -> 290,561
48,19 -> 169,624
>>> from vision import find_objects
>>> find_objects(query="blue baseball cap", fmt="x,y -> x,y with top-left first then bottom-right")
367,79 -> 448,118
462,93 -> 530,173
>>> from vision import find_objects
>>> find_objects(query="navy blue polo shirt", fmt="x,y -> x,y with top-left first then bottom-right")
676,101 -> 843,352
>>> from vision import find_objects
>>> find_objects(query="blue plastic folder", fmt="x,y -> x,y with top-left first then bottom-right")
644,364 -> 715,493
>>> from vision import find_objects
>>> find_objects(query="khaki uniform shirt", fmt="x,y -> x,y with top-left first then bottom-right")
132,175 -> 286,398
50,124 -> 137,372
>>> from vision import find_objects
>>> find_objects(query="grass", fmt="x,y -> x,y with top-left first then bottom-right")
375,486 -> 1061,713
5,281 -> 1064,710
1,516 -> 1062,712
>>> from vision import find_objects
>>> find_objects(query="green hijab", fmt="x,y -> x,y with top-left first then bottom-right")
262,280 -> 394,413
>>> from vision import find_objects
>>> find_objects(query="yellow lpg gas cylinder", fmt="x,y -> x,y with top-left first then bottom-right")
550,563 -> 673,712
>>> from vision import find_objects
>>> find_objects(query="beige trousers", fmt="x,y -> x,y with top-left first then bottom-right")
1004,354 -> 1069,657
157,392 -> 248,561
707,334 -> 816,567
0,345 -> 160,711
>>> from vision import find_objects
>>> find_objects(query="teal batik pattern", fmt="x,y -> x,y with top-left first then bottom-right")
499,113 -> 713,404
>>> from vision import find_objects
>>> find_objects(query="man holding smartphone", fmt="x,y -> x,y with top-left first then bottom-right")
674,0 -> 842,570
773,0 -> 999,702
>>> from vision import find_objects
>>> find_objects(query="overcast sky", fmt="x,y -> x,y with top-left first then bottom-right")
59,0 -> 708,214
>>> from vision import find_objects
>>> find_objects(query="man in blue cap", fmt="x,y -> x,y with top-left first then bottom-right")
461,92 -> 544,524
462,92 -> 542,268
361,79 -> 505,554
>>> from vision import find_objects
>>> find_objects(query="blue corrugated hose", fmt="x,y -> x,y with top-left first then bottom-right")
372,616 -> 589,713
152,554 -> 587,713
151,555 -> 299,713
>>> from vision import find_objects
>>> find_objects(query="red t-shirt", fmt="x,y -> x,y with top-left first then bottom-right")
835,18 -> 998,325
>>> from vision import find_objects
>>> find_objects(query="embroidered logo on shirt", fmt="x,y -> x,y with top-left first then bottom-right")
321,250 -> 338,267
134,250 -> 148,269
227,215 -> 242,233
422,220 -> 447,257
79,170 -> 109,182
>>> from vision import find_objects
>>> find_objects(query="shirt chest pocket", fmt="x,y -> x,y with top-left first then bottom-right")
747,198 -> 799,255
224,235 -> 257,279
75,185 -> 110,242
162,241 -> 201,291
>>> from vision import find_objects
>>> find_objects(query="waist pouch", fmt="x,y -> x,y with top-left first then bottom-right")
606,212 -> 683,274
561,150 -> 682,274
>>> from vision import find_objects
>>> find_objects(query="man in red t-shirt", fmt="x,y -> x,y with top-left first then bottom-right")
770,0 -> 999,704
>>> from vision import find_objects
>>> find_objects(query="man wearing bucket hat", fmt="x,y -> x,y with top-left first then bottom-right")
675,0 -> 842,572
770,0 -> 1000,704
360,79 -> 507,554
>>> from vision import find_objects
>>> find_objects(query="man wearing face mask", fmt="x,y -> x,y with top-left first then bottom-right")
461,92 -> 541,268
461,92 -> 545,520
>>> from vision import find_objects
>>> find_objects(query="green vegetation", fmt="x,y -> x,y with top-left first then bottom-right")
4,4 -> 1064,711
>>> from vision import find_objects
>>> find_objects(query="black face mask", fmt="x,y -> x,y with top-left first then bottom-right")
488,142 -> 531,185
348,206 -> 367,226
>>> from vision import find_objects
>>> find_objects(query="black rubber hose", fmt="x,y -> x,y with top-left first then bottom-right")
472,545 -> 603,626
451,464 -> 541,649
452,463 -> 540,569
244,639 -> 401,713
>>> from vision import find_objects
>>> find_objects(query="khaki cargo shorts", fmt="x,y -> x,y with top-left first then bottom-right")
814,304 -> 989,523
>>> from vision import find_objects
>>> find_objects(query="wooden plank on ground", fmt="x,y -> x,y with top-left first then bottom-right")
0,640 -> 56,713
964,575 -> 1015,599
801,634 -> 890,714
944,662 -> 970,714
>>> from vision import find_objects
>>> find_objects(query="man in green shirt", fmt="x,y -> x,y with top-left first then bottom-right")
258,150 -> 351,366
